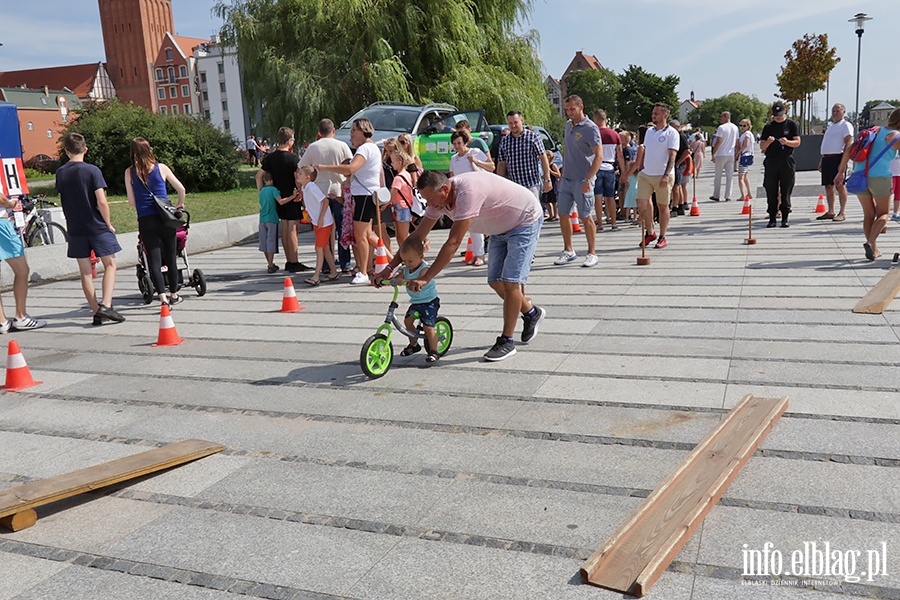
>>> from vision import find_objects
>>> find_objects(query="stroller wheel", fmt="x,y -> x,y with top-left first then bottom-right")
138,272 -> 154,304
193,269 -> 207,296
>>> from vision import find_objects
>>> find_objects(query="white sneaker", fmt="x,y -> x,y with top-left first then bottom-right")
553,250 -> 577,265
0,320 -> 10,334
582,253 -> 599,268
350,272 -> 370,285
11,316 -> 46,330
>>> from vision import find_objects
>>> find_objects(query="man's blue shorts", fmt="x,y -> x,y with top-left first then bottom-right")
67,229 -> 122,259
487,217 -> 542,285
593,169 -> 616,197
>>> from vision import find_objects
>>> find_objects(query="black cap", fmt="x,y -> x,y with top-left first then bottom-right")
772,101 -> 786,116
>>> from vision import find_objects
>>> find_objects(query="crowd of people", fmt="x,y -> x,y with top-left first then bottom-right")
3,99 -> 897,366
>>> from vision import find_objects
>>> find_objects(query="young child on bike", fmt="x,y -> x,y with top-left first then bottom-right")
296,166 -> 339,285
394,236 -> 440,363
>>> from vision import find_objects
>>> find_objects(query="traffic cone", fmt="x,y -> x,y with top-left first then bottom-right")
3,341 -> 41,391
815,194 -> 827,213
152,305 -> 185,347
690,197 -> 701,216
462,236 -> 474,264
373,238 -> 390,274
279,277 -> 304,313
570,211 -> 583,233
740,196 -> 751,215
90,250 -> 99,278
301,210 -> 311,224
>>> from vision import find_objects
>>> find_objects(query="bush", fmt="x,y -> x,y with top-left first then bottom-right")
58,99 -> 241,194
23,155 -> 59,174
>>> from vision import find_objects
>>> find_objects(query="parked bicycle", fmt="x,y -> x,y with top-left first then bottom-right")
18,194 -> 68,247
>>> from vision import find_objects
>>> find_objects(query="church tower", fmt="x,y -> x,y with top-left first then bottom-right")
98,0 -> 175,110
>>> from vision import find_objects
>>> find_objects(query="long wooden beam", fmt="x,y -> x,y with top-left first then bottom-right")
580,395 -> 788,597
0,439 -> 225,531
853,269 -> 900,314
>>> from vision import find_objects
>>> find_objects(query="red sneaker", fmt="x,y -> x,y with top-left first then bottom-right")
655,236 -> 667,248
640,231 -> 658,248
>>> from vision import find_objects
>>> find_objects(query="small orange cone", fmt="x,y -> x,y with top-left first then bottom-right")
301,210 -> 311,224
153,304 -> 185,346
373,238 -> 390,275
815,194 -> 827,213
462,236 -> 474,264
570,211 -> 583,233
279,277 -> 304,313
3,340 -> 41,391
740,196 -> 751,215
689,196 -> 701,216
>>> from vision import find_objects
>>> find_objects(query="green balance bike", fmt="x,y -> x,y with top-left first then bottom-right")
360,276 -> 453,379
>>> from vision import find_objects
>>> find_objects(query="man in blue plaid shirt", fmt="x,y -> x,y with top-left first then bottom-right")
496,111 -> 553,204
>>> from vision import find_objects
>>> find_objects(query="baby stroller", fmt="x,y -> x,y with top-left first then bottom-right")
136,209 -> 207,303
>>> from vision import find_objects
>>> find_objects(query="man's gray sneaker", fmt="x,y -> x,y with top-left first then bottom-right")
521,306 -> 546,344
97,305 -> 126,323
484,336 -> 516,362
11,316 -> 46,331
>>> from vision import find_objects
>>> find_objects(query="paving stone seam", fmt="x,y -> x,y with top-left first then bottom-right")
0,505 -> 894,598
21,388 -> 900,427
0,542 -> 353,600
3,413 -> 898,471
25,361 -> 900,396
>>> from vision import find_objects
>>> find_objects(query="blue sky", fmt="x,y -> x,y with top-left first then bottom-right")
2,0 -> 896,119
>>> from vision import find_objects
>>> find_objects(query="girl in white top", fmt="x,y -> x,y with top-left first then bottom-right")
737,119 -> 755,200
449,131 -> 494,266
316,118 -> 390,285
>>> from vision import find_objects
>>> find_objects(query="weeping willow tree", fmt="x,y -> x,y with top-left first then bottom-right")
214,0 -> 551,139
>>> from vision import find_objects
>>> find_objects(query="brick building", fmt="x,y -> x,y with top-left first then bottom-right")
0,63 -> 115,103
0,87 -> 82,160
152,32 -> 207,117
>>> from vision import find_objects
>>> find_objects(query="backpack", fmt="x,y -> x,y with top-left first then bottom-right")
848,126 -> 880,162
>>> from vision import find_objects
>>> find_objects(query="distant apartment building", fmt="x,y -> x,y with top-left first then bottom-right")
0,87 -> 82,160
194,40 -> 250,143
152,32 -> 207,117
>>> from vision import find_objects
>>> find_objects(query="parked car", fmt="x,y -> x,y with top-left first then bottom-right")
335,102 -> 493,172
489,124 -> 561,168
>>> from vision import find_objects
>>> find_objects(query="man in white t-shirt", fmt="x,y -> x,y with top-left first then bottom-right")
636,103 -> 680,249
300,119 -> 353,270
710,111 -> 740,201
817,104 -> 854,222
384,170 -> 545,363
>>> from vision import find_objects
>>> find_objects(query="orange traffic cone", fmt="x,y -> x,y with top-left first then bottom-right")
3,341 -> 41,391
301,210 -> 311,224
153,305 -> 185,346
90,250 -> 99,278
689,196 -> 701,216
740,196 -> 751,215
462,236 -> 474,264
373,238 -> 390,274
570,211 -> 583,233
815,194 -> 827,213
279,277 -> 304,313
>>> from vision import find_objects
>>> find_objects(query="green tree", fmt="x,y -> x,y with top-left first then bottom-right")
215,0 -> 552,141
59,100 -> 240,195
688,93 -> 770,133
776,33 -> 839,133
615,65 -> 679,128
562,68 -> 621,120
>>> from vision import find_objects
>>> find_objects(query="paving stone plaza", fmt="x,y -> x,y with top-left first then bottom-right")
0,166 -> 898,599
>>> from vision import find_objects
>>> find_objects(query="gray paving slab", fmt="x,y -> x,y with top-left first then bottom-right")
346,537 -> 695,600
0,553 -> 70,600
723,383 -> 900,420
535,375 -> 727,408
12,566 -> 247,600
103,507 -> 395,596
0,432 -> 141,479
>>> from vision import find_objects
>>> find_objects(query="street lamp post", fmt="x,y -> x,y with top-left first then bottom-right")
850,12 -> 873,129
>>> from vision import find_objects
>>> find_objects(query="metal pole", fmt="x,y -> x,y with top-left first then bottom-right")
855,31 -> 862,128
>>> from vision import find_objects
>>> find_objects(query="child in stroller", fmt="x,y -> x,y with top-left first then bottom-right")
136,209 -> 207,303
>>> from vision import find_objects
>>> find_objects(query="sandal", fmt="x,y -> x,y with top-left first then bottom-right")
472,257 -> 485,267
400,344 -> 421,357
325,273 -> 341,281
425,352 -> 439,364
864,243 -> 875,262
304,278 -> 320,286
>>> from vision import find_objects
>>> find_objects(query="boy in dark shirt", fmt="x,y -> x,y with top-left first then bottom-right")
56,133 -> 125,325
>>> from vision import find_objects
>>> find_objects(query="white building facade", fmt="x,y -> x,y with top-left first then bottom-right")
193,41 -> 250,144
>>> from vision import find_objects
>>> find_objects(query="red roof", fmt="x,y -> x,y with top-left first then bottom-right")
172,35 -> 209,57
0,63 -> 100,98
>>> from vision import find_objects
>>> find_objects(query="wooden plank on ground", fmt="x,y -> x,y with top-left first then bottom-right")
580,394 -> 788,597
0,439 -> 225,531
853,269 -> 900,314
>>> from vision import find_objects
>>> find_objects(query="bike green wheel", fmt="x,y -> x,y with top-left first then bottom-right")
434,317 -> 453,357
360,333 -> 393,379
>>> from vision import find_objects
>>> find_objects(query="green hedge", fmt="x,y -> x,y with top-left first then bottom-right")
59,99 -> 241,195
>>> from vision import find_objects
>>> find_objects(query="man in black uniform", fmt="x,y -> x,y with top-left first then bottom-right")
760,101 -> 801,228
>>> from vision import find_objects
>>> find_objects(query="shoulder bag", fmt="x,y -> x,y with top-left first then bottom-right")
846,135 -> 896,195
139,176 -> 185,229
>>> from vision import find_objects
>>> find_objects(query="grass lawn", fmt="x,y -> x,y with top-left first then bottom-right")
42,166 -> 261,233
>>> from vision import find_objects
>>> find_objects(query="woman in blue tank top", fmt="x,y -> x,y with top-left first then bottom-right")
125,138 -> 187,305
